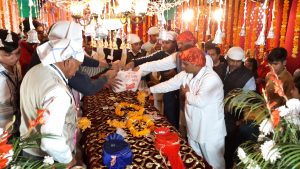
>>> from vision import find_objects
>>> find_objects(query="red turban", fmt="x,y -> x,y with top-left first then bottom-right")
179,47 -> 206,67
176,31 -> 197,44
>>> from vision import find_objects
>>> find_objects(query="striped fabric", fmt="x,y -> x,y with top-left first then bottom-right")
79,66 -> 106,77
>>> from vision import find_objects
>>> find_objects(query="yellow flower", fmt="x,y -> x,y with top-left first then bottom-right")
77,117 -> 91,132
126,115 -> 155,137
115,102 -> 144,117
137,91 -> 148,106
107,119 -> 126,128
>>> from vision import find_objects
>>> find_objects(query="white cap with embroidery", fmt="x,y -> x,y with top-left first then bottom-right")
37,21 -> 84,65
147,26 -> 159,35
160,31 -> 178,41
127,34 -> 141,44
225,46 -> 245,61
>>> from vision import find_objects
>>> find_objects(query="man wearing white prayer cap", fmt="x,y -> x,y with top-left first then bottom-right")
223,46 -> 256,169
126,34 -> 146,64
142,26 -> 160,55
19,21 -> 83,166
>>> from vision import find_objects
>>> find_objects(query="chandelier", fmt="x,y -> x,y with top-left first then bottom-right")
68,0 -> 149,29
50,0 -> 190,27
47,0 -> 189,50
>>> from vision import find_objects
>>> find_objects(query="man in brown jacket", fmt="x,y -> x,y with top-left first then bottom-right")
265,47 -> 294,108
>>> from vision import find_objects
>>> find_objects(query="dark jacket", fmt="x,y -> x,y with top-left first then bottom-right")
213,59 -> 227,81
103,48 -> 122,62
126,49 -> 147,64
223,65 -> 254,96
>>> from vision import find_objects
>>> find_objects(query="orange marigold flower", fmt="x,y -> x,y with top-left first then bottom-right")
77,117 -> 92,132
137,91 -> 148,106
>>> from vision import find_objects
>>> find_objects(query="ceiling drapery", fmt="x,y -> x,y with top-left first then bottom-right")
0,0 -> 299,72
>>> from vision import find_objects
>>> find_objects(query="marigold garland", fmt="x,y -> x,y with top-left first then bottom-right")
115,102 -> 145,117
107,119 -> 126,128
77,117 -> 91,132
226,0 -> 233,45
211,1 -> 217,39
198,5 -> 204,46
292,0 -> 300,58
244,0 -> 252,51
126,115 -> 155,137
235,0 -> 244,46
280,0 -> 290,47
137,91 -> 147,106
250,2 -> 260,53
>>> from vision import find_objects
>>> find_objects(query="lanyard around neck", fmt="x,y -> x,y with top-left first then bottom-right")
49,64 -> 80,110
0,69 -> 18,88
50,64 -> 68,85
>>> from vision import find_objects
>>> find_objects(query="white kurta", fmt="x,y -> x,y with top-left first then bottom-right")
150,66 -> 226,143
139,52 -> 213,76
150,67 -> 227,169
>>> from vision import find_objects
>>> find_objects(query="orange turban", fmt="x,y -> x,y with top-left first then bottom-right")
179,47 -> 206,67
176,31 -> 197,44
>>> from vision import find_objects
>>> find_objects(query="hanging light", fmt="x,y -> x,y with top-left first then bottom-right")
134,0 -> 149,15
115,0 -> 133,14
213,8 -> 223,22
212,0 -> 224,44
88,0 -> 105,15
70,1 -> 85,19
182,8 -> 194,23
115,0 -> 149,24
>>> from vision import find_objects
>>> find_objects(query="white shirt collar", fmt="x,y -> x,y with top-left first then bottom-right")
128,49 -> 142,56
193,66 -> 207,80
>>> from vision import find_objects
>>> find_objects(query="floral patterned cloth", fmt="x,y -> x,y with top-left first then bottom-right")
81,89 -> 211,169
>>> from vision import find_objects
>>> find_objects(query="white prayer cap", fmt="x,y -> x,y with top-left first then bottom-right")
37,21 -> 84,65
225,46 -> 245,61
160,31 -> 178,41
127,34 -> 141,44
147,26 -> 159,35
